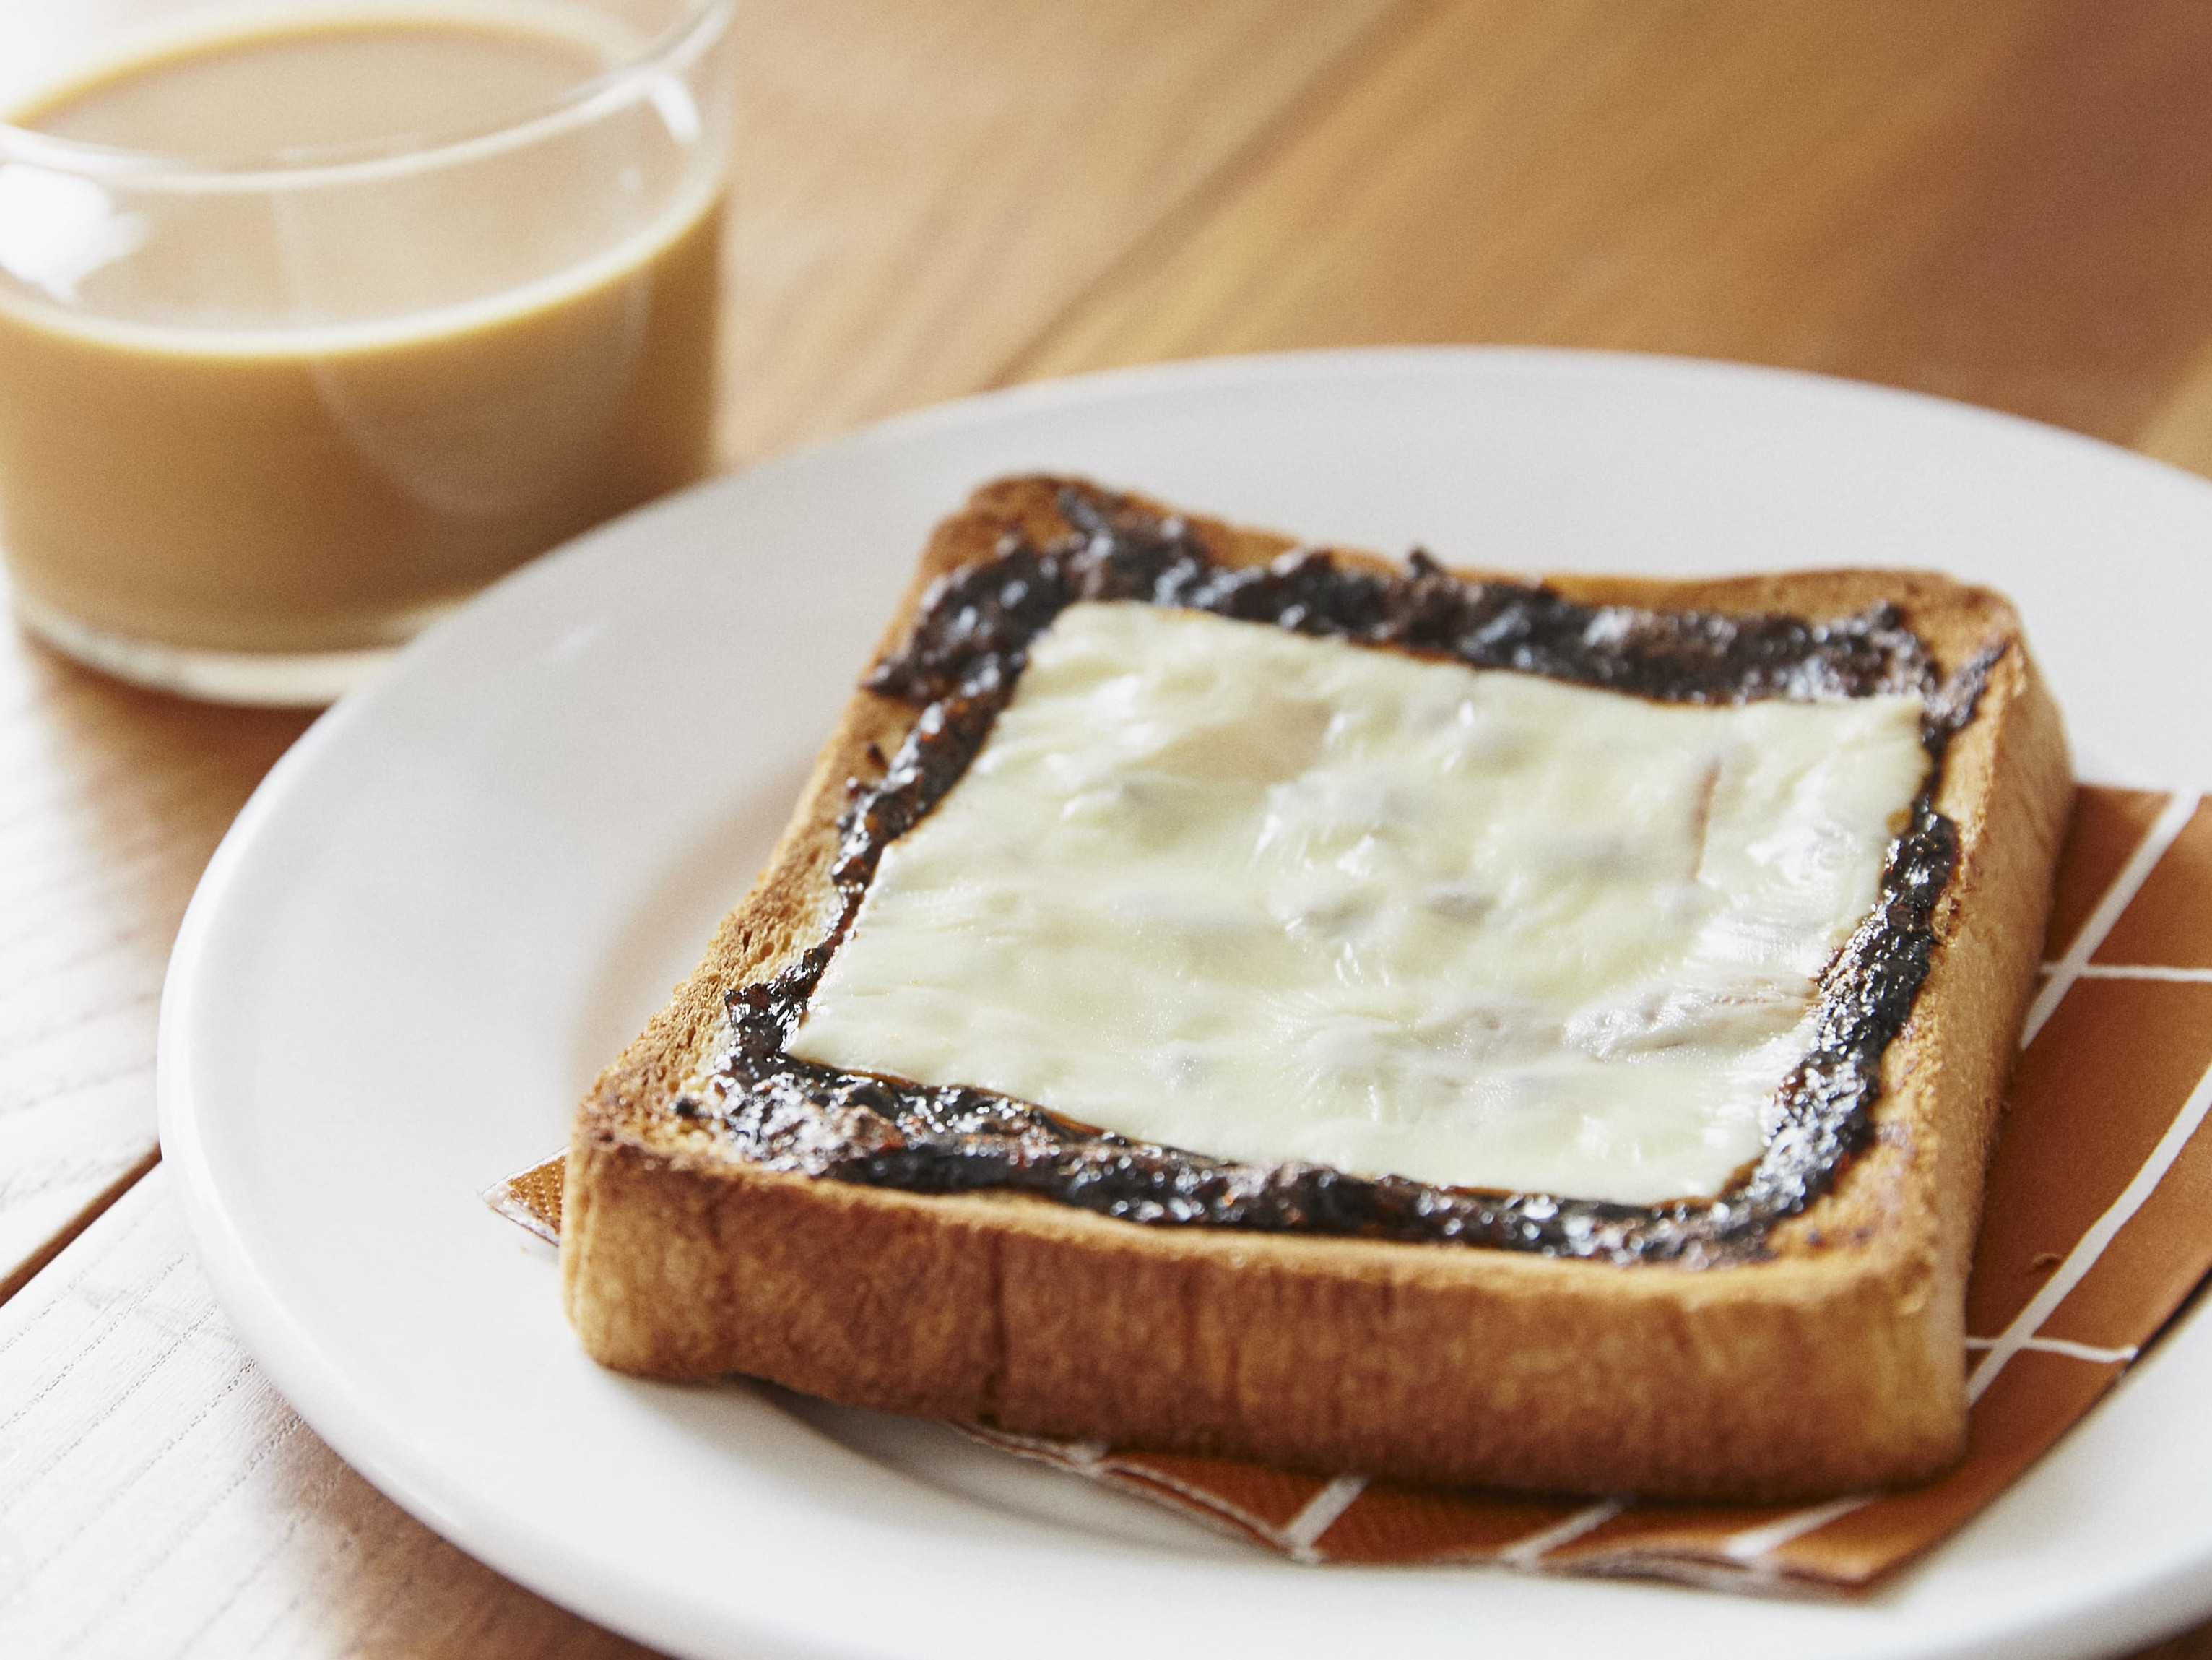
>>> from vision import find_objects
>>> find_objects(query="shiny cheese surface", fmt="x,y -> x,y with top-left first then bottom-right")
791,602 -> 1930,1204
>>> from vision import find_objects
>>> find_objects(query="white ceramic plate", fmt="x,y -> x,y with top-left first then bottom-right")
161,349 -> 2212,1660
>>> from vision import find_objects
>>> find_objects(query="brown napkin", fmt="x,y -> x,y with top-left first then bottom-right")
491,784 -> 2212,1594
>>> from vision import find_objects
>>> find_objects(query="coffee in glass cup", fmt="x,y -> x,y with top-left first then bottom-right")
0,0 -> 735,703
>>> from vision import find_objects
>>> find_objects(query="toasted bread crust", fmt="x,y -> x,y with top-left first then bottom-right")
562,477 -> 2071,1501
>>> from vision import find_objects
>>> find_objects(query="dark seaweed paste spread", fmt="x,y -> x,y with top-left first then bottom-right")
680,486 -> 2000,1264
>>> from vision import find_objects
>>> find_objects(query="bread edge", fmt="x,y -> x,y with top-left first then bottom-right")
560,475 -> 2072,1502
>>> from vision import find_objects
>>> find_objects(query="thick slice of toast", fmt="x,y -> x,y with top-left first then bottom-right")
562,477 -> 2070,1502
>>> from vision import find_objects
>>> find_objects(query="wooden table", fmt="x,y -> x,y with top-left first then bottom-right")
6,1 -> 2212,1652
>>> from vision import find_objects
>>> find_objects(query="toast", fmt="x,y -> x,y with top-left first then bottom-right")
561,476 -> 2070,1502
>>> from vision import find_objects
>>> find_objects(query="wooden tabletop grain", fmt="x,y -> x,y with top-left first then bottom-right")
5,2 -> 2212,1653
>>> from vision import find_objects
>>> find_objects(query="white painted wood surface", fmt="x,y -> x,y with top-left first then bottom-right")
0,641 -> 307,1303
0,1167 -> 656,1659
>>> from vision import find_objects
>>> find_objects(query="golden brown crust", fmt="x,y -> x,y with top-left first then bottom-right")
561,476 -> 2072,1502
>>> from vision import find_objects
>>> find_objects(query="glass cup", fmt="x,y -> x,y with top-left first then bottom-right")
0,0 -> 735,704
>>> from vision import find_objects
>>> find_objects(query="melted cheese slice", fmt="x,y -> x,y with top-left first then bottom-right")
791,602 -> 1929,1204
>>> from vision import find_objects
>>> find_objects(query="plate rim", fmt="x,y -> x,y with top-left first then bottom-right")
157,345 -> 2212,1660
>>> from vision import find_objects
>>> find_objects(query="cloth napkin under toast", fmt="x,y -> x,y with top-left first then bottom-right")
490,784 -> 2212,1595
